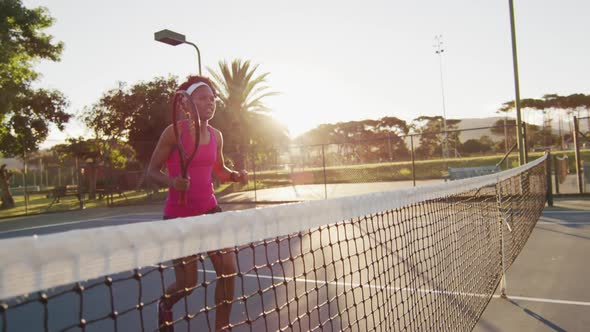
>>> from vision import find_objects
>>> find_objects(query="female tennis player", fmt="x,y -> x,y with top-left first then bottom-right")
147,76 -> 247,332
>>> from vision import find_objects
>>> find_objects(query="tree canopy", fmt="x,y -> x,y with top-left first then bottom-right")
82,77 -> 177,165
0,0 -> 70,155
208,59 -> 278,115
295,117 -> 409,145
293,117 -> 411,162
411,116 -> 460,158
499,93 -> 590,114
207,59 -> 288,162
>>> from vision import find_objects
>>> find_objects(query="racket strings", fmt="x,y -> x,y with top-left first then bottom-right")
173,91 -> 202,180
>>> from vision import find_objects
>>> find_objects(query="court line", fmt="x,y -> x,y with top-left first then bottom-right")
200,269 -> 590,307
495,295 -> 590,306
538,221 -> 589,225
1,210 -> 581,236
2,214 -> 581,237
0,213 -> 161,235
542,211 -> 590,214
538,215 -> 589,225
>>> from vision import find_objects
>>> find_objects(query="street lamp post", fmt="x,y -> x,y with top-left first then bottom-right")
154,29 -> 202,75
508,0 -> 526,165
434,35 -> 449,160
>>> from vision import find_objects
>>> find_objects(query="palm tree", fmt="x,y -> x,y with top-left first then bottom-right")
208,59 -> 284,168
208,59 -> 278,115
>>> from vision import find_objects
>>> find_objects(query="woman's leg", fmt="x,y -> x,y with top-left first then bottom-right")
163,256 -> 199,308
209,248 -> 237,331
158,255 -> 199,332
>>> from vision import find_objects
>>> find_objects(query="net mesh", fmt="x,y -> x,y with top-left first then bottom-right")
0,155 -> 548,332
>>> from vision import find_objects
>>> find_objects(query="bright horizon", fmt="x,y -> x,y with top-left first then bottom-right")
21,0 -> 590,148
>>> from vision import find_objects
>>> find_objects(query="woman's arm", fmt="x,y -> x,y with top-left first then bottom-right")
212,129 -> 248,183
147,126 -> 190,191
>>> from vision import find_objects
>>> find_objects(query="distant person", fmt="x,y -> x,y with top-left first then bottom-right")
147,75 -> 247,332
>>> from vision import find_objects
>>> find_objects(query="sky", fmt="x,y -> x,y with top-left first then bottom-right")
22,0 -> 590,147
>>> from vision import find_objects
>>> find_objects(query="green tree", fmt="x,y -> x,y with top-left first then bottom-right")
51,138 -> 101,198
460,136 -> 493,155
294,123 -> 343,145
543,94 -> 590,146
82,77 -> 177,166
126,78 -> 178,164
293,117 -> 410,164
411,116 -> 460,159
82,84 -> 130,198
208,59 -> 277,116
0,0 -> 70,208
0,0 -> 70,155
51,138 -> 101,165
377,117 -> 410,160
82,78 -> 176,197
0,164 -> 14,209
51,137 -> 134,198
491,119 -> 517,152
498,93 -> 590,150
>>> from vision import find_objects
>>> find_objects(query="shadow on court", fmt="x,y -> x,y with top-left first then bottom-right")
505,299 -> 566,332
475,201 -> 590,332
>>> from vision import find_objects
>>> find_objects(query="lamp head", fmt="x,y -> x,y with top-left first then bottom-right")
154,29 -> 186,46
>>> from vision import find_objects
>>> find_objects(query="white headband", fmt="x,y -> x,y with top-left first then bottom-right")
185,82 -> 211,96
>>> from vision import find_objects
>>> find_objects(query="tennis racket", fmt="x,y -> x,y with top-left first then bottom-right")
171,90 -> 201,206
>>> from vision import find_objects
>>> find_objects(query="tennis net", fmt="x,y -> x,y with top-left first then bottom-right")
0,155 -> 548,331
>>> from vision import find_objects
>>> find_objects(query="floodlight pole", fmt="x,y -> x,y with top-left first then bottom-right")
508,0 -> 526,166
154,29 -> 202,75
434,35 -> 449,161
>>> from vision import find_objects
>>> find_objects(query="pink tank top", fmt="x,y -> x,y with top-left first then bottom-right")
164,125 -> 218,218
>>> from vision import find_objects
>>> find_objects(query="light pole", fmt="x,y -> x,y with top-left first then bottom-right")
434,35 -> 449,160
508,0 -> 526,165
154,29 -> 202,75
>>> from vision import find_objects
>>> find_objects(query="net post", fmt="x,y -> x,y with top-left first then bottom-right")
553,155 -> 560,194
495,182 -> 508,298
545,151 -> 554,207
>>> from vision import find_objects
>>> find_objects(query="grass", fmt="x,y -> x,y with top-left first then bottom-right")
248,153 -> 523,186
0,182 -> 245,219
1,193 -> 102,219
230,150 -> 589,191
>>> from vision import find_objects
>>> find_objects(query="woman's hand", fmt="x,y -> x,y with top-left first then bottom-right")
171,176 -> 190,191
231,170 -> 248,184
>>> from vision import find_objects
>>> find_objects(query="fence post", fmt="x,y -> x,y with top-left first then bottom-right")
573,116 -> 583,193
322,144 -> 327,199
545,151 -> 553,207
522,121 -> 529,164
387,132 -> 392,161
553,155 -> 560,195
252,150 -> 257,203
23,149 -> 28,216
410,135 -> 416,187
78,168 -> 85,210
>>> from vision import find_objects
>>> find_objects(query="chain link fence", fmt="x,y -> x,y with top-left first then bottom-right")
2,121 -> 589,218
